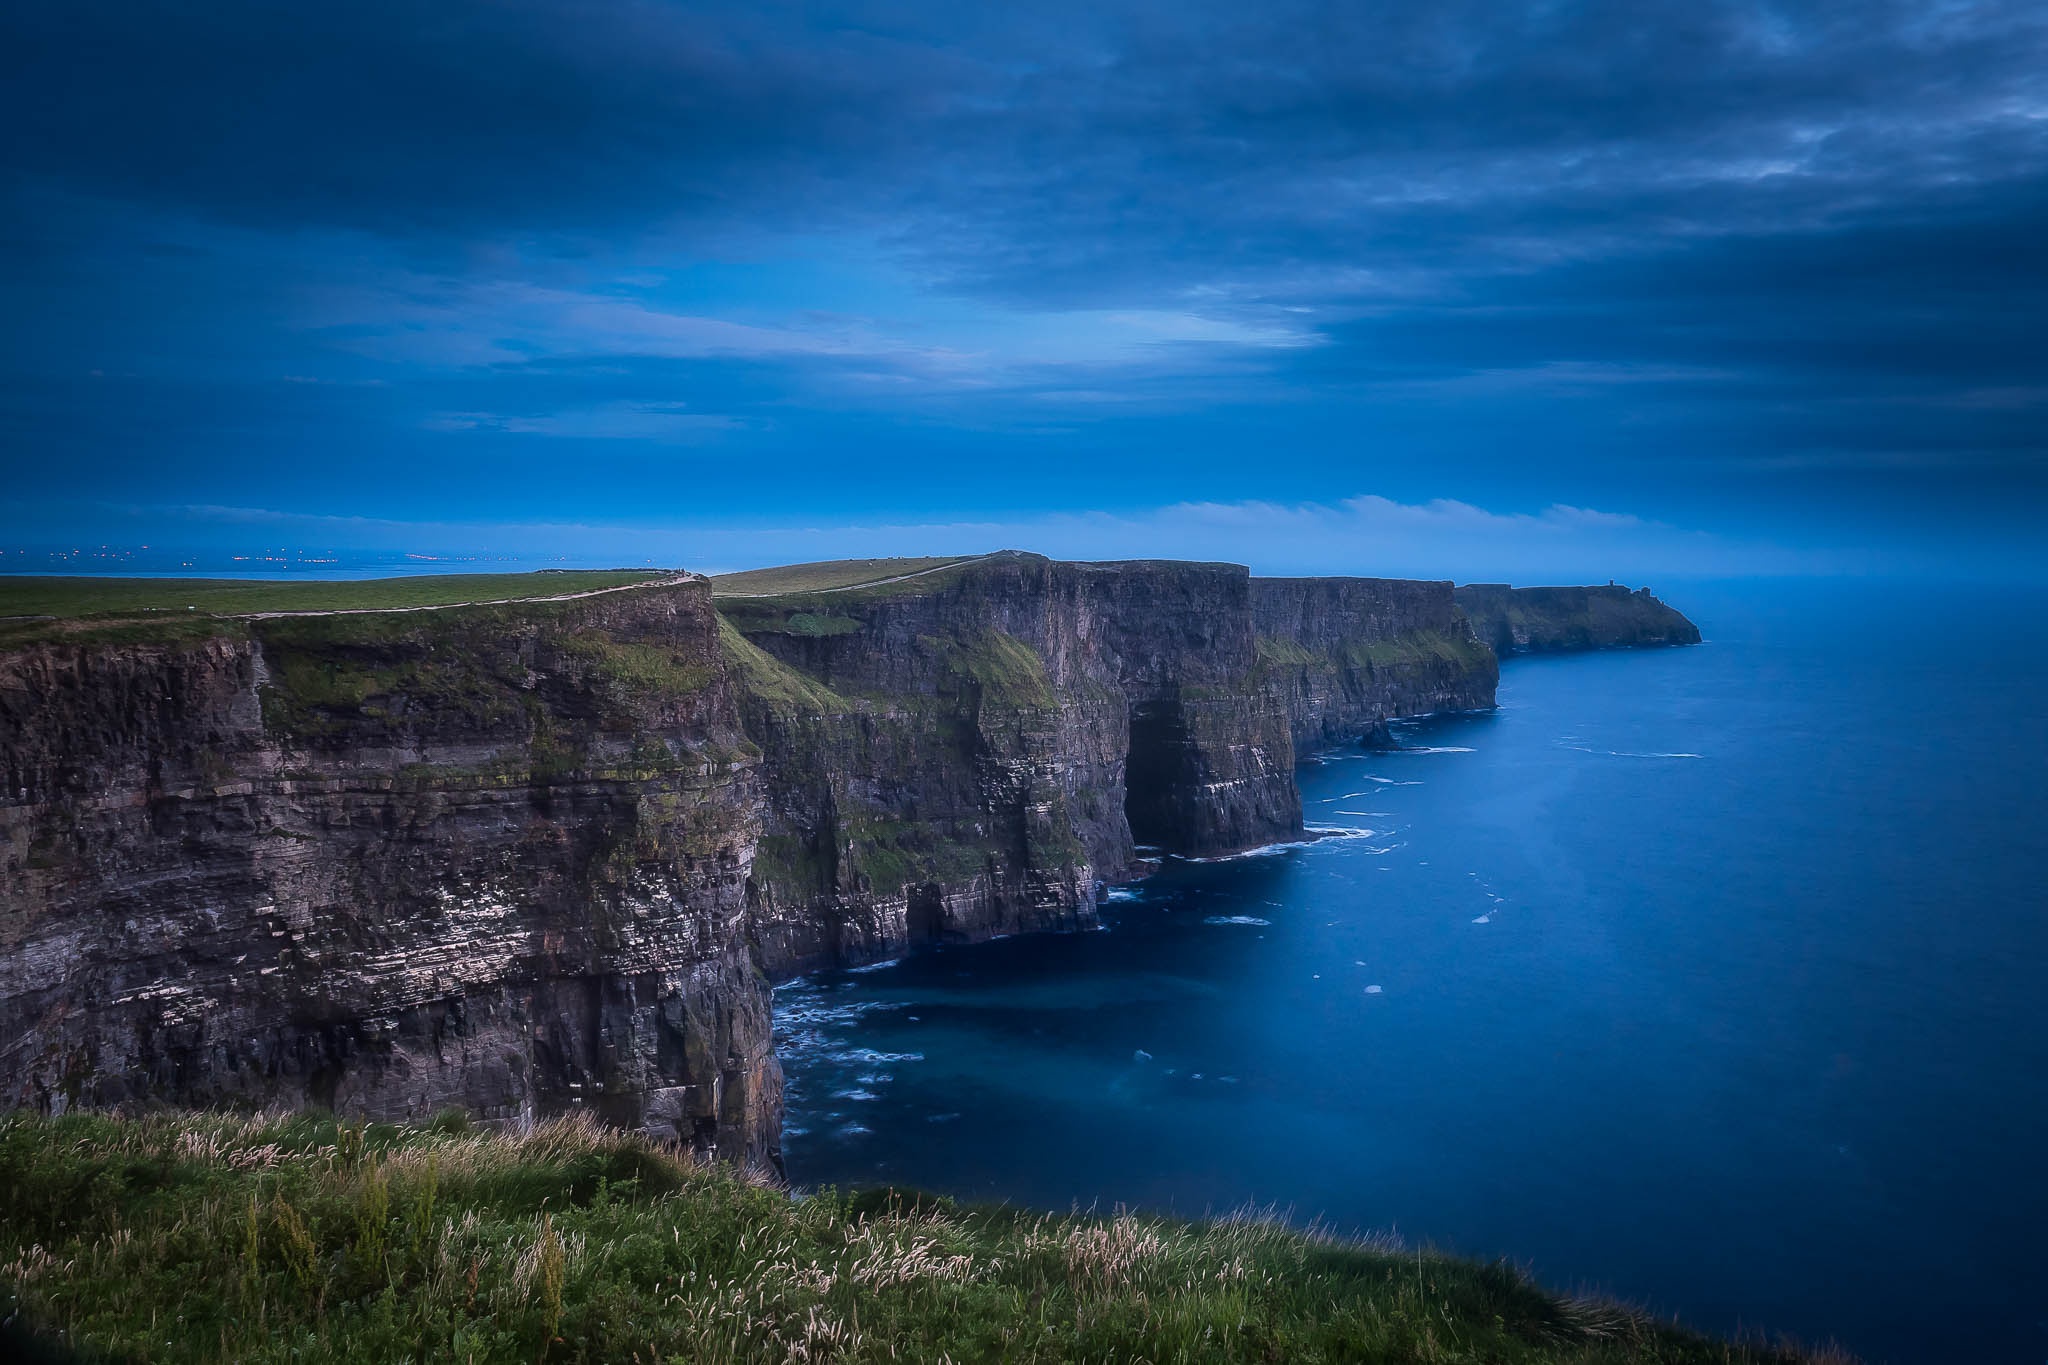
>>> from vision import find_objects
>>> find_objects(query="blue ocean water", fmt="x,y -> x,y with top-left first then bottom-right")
775,579 -> 2048,1364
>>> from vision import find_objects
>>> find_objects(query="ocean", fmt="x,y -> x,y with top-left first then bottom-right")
775,578 -> 2048,1364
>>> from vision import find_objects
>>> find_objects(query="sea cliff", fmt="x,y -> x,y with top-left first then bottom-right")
0,581 -> 781,1165
2,557 -> 1677,1159
1456,582 -> 1701,655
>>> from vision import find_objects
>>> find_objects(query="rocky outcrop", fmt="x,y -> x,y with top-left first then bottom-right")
1,554 -> 1515,1157
1454,584 -> 1702,656
1252,577 -> 1497,751
719,554 -> 1304,977
0,584 -> 781,1167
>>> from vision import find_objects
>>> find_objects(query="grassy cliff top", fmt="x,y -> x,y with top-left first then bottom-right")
0,1108 -> 1839,1365
0,571 -> 683,647
709,556 -> 983,596
0,570 -> 673,619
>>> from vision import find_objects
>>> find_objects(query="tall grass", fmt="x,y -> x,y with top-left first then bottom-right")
0,1110 -> 1848,1364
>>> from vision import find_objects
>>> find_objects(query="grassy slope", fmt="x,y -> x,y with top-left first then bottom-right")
709,557 -> 977,597
0,1111 -> 1839,1365
0,571 -> 669,620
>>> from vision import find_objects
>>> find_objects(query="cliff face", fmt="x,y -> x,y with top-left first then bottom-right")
1252,577 -> 1497,751
0,584 -> 781,1167
719,554 -> 1303,977
1,556 -> 1509,1153
1454,584 -> 1702,656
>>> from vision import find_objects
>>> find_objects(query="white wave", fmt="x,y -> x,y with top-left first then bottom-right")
1472,914 -> 1491,924
1559,742 -> 1703,759
1303,825 -> 1379,840
1183,840 -> 1307,862
845,1048 -> 924,1064
1400,746 -> 1474,754
1364,984 -> 1384,994
1102,886 -> 1143,902
846,957 -> 904,974
833,1089 -> 879,1102
1203,915 -> 1272,926
836,1123 -> 872,1137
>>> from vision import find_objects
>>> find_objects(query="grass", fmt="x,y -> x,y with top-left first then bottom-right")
1256,629 -> 1494,675
0,1109 -> 1847,1365
709,558 -> 977,597
0,571 -> 670,623
931,630 -> 1058,710
714,616 -> 850,715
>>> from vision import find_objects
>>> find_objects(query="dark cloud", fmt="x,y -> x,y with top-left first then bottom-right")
0,0 -> 2044,562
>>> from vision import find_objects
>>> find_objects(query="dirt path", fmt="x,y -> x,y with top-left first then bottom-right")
710,553 -> 1004,599
235,573 -> 701,620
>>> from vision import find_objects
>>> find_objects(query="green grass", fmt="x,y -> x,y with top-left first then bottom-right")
0,1110 -> 1845,1365
709,557 -> 977,597
0,571 -> 670,622
1257,629 -> 1494,676
714,616 -> 850,715
932,629 -> 1058,710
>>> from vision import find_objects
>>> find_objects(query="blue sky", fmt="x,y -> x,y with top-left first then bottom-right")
2,1 -> 2044,579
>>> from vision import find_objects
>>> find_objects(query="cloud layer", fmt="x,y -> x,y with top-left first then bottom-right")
2,0 -> 2044,568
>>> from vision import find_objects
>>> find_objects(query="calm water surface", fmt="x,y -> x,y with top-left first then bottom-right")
776,579 -> 2048,1364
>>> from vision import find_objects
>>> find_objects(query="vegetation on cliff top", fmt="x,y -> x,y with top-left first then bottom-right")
0,572 -> 675,647
0,570 -> 669,619
0,1109 -> 1843,1365
710,557 -> 978,597
1256,629 -> 1495,676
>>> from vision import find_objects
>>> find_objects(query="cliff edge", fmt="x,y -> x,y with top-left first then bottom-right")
0,556 -> 1519,1155
1455,583 -> 1701,656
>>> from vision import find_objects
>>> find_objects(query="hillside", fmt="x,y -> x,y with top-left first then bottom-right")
0,1108 -> 1837,1365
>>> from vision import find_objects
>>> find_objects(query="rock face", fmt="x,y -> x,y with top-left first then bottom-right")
0,585 -> 781,1167
1,554 -> 1513,1159
1454,584 -> 1702,656
721,554 -> 1304,976
1252,577 -> 1497,751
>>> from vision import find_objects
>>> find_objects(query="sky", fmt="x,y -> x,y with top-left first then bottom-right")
2,0 -> 2044,581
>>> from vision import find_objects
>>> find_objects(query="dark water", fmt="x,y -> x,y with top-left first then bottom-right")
776,579 -> 2048,1364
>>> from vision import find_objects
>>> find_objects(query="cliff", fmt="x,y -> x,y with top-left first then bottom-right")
0,557 -> 1503,1156
1455,583 -> 1702,656
0,580 -> 782,1167
1252,576 -> 1497,750
718,553 -> 1307,977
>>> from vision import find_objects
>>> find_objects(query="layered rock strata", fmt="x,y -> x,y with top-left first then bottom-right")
1252,576 -> 1497,751
1,554 -> 1519,1157
0,585 -> 780,1165
721,554 -> 1307,977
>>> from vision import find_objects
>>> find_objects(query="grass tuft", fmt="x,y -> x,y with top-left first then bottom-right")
0,1109 -> 1848,1363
